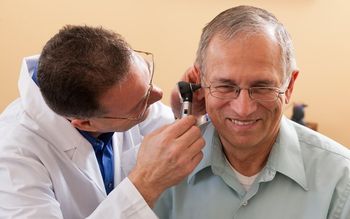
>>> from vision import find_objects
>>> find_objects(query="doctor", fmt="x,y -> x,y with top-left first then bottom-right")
0,25 -> 205,218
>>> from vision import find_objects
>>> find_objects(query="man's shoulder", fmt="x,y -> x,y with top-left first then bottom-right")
291,120 -> 350,164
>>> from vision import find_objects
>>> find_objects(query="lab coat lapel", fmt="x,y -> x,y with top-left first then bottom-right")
113,128 -> 142,185
113,133 -> 124,185
68,138 -> 106,196
18,55 -> 106,197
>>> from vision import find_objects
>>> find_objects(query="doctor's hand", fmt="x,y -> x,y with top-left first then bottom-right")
170,65 -> 206,119
128,115 -> 205,207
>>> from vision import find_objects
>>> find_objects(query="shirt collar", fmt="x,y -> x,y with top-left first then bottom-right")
188,116 -> 308,191
78,130 -> 114,152
188,122 -> 225,183
266,116 -> 308,190
32,63 -> 39,85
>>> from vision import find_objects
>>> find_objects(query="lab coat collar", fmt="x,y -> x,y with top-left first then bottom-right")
18,55 -> 81,152
18,55 -> 106,195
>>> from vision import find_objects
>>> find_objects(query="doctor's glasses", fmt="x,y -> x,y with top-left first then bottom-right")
97,50 -> 154,121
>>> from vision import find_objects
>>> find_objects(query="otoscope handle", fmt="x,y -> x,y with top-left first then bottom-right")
180,101 -> 192,118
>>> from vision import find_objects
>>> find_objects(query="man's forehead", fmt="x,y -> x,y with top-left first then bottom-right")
204,33 -> 283,77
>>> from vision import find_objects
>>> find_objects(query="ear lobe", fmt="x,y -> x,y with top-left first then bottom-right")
196,86 -> 205,100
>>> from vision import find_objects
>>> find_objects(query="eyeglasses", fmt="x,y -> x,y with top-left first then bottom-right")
98,50 -> 154,120
202,79 -> 290,102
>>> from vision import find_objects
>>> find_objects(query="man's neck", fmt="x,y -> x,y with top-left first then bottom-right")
221,136 -> 277,177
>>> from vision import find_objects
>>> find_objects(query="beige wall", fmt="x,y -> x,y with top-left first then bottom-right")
1,0 -> 349,147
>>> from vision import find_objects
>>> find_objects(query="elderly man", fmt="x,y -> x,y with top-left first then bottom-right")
155,5 -> 350,219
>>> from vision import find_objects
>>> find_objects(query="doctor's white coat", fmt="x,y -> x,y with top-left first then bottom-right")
0,55 -> 174,218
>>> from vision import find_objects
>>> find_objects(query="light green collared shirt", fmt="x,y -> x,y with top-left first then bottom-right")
154,116 -> 350,219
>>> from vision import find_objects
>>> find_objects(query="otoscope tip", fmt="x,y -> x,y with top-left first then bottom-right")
190,83 -> 201,92
177,81 -> 201,102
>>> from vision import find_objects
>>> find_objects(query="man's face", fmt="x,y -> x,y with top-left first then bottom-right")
91,53 -> 163,133
203,33 -> 294,150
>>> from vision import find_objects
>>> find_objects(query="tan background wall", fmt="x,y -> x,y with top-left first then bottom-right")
1,0 -> 349,147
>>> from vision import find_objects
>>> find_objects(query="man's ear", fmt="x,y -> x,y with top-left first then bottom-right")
70,118 -> 97,132
192,64 -> 202,84
193,64 -> 205,100
196,86 -> 205,100
284,70 -> 299,104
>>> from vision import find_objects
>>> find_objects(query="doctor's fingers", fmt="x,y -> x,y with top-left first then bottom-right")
166,134 -> 204,169
164,115 -> 197,138
182,65 -> 201,84
173,140 -> 204,177
187,149 -> 204,173
175,125 -> 203,148
148,115 -> 197,138
182,137 -> 205,162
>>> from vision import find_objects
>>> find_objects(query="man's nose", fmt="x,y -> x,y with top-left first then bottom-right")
229,89 -> 257,117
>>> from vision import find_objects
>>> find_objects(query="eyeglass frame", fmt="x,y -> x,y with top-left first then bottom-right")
202,76 -> 291,102
96,50 -> 154,121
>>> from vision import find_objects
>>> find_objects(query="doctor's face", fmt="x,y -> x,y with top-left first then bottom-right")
202,34 -> 295,151
92,52 -> 162,132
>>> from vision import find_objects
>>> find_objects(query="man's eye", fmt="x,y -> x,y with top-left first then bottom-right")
214,85 -> 237,93
252,87 -> 275,94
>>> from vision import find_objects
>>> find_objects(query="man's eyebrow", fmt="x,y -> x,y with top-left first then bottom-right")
210,78 -> 277,86
210,78 -> 236,84
250,80 -> 276,87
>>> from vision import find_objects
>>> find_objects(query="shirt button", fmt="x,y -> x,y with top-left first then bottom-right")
108,183 -> 113,188
242,201 -> 248,206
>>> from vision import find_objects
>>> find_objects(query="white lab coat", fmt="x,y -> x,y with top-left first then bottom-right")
0,55 -> 174,219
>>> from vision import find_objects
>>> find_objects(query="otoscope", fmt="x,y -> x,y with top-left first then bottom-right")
177,81 -> 201,118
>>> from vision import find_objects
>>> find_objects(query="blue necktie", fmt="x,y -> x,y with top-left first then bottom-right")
79,131 -> 115,195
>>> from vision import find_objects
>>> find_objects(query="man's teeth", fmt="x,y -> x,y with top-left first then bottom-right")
229,119 -> 256,125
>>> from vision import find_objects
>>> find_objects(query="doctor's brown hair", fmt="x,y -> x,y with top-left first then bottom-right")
38,25 -> 132,118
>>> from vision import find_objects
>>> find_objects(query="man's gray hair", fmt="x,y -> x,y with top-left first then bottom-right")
196,5 -> 297,81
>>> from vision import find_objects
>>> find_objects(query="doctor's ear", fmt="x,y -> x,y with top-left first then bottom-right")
70,118 -> 97,132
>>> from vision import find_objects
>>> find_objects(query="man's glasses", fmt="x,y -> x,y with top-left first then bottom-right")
98,50 -> 154,120
202,78 -> 290,102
